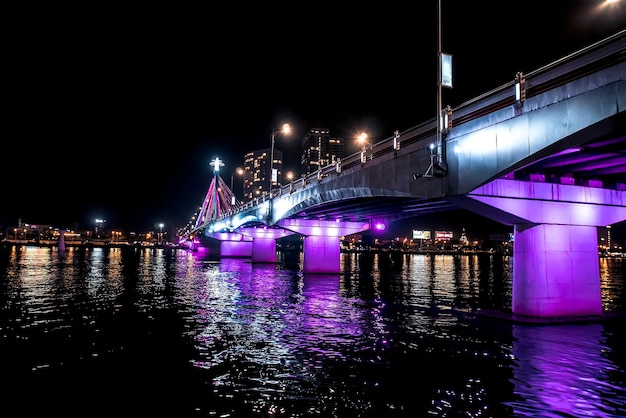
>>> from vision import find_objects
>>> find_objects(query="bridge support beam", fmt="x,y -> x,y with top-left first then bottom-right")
278,219 -> 370,273
236,226 -> 297,263
513,223 -> 602,318
220,240 -> 252,258
206,232 -> 252,258
461,179 -> 626,319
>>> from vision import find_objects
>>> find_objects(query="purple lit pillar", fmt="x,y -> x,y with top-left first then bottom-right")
220,240 -> 253,257
277,219 -> 370,274
237,226 -> 296,263
465,179 -> 626,319
251,238 -> 277,263
206,231 -> 252,258
510,324 -> 610,415
513,224 -> 602,318
58,230 -> 66,252
302,235 -> 341,274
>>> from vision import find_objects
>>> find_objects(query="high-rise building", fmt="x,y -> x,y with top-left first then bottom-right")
239,128 -> 345,202
242,148 -> 283,201
300,128 -> 345,175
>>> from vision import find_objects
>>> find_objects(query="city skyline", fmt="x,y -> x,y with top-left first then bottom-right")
3,1 -> 625,234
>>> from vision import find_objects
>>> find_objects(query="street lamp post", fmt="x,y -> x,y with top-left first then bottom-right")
357,132 -> 371,163
269,123 -> 291,195
436,0 -> 452,177
159,223 -> 164,245
230,167 -> 244,200
436,0 -> 443,169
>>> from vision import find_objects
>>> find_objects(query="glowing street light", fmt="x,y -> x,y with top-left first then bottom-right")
269,123 -> 291,194
159,223 -> 164,245
357,133 -> 371,163
357,132 -> 370,149
230,167 -> 244,192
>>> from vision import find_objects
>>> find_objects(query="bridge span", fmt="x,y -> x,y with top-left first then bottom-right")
181,31 -> 625,320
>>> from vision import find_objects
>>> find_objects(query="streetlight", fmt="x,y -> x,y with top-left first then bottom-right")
437,0 -> 452,174
159,223 -> 164,245
230,167 -> 244,191
230,166 -> 244,202
269,123 -> 291,194
357,132 -> 371,163
357,132 -> 370,149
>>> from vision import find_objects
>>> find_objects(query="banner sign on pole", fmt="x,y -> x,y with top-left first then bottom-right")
441,53 -> 453,88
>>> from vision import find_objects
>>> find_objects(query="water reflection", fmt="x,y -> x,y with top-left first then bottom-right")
509,323 -> 625,417
0,247 -> 624,416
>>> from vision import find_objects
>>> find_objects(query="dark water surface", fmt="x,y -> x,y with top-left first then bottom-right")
1,246 -> 624,417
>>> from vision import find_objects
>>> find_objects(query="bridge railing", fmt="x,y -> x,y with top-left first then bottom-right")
210,31 -> 625,226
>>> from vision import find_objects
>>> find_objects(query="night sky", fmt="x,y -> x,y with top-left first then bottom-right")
3,1 -> 625,239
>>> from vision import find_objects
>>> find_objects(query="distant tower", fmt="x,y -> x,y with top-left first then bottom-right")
459,228 -> 469,245
194,157 -> 238,228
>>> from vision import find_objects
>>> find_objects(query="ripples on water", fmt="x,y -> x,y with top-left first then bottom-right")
0,246 -> 624,417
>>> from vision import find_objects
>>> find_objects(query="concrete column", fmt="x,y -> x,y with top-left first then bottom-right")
205,231 -> 252,258
58,230 -> 66,253
302,235 -> 341,274
251,238 -> 277,263
220,240 -> 252,258
513,223 -> 602,318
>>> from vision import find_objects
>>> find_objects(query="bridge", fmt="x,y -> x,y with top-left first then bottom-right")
180,31 -> 625,319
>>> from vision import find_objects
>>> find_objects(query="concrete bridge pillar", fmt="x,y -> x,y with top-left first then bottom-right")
251,238 -> 277,263
237,226 -> 297,263
205,231 -> 252,258
302,236 -> 342,274
513,223 -> 602,318
278,219 -> 370,274
58,230 -> 66,253
462,179 -> 626,319
220,239 -> 252,258
459,179 -> 626,318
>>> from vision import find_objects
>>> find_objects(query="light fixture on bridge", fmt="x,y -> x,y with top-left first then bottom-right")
515,72 -> 526,107
210,157 -> 225,172
358,133 -> 371,163
373,221 -> 386,231
440,105 -> 452,134
413,144 -> 437,179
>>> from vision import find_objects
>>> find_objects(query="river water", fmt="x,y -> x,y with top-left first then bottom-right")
1,245 -> 624,417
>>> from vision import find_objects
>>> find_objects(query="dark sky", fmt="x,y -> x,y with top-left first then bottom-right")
3,1 -> 625,238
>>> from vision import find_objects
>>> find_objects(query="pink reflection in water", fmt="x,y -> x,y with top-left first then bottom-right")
509,323 -> 624,417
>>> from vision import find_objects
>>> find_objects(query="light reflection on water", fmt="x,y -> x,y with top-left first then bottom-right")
508,324 -> 625,417
0,246 -> 624,417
